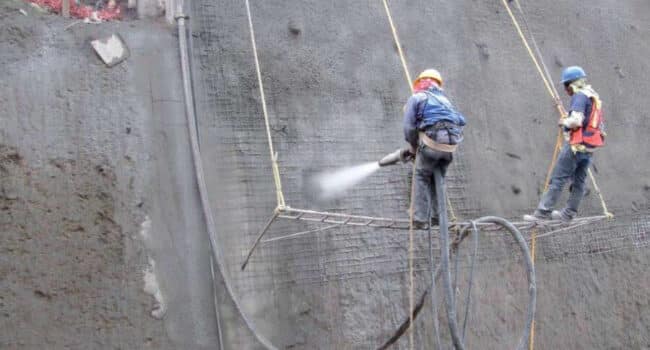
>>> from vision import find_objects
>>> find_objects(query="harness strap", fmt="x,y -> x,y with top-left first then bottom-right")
419,132 -> 458,153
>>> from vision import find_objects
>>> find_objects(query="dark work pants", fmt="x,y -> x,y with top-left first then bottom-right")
536,143 -> 593,218
413,144 -> 453,223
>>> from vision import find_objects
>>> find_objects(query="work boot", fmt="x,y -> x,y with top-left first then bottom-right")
412,220 -> 429,230
551,210 -> 573,222
523,211 -> 551,222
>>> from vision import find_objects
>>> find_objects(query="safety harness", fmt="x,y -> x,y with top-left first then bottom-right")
419,131 -> 458,152
569,86 -> 605,152
416,90 -> 464,153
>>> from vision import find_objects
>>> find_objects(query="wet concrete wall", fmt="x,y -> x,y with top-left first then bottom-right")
190,0 -> 649,348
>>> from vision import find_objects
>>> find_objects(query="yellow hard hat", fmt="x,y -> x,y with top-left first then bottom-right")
414,69 -> 443,87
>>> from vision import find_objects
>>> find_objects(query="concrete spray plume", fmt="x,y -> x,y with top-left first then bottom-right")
316,148 -> 410,199
316,162 -> 381,199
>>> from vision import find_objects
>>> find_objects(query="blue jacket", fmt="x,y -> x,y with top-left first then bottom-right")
570,91 -> 594,129
403,86 -> 466,149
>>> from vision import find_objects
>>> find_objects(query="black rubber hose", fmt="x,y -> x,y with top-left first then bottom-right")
185,11 -> 201,145
436,162 -> 537,350
379,212 -> 535,350
434,167 -> 465,350
436,169 -> 537,350
376,266 -> 443,350
176,14 -> 278,350
428,197 -> 443,349
464,216 -> 537,350
461,221 -> 479,341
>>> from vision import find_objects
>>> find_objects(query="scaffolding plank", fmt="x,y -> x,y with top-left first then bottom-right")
276,206 -> 607,234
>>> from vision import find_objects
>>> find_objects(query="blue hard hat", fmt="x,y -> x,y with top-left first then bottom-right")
560,66 -> 587,84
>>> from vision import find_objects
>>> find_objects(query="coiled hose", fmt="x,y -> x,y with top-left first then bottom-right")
437,167 -> 536,350
378,168 -> 536,349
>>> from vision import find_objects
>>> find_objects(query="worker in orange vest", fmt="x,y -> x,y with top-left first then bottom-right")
525,66 -> 605,222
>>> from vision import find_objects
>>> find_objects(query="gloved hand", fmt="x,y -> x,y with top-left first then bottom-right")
400,147 -> 415,162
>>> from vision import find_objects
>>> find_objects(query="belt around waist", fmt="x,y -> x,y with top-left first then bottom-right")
418,132 -> 458,153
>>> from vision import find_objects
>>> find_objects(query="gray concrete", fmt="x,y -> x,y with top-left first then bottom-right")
1,0 -> 649,349
190,0 -> 649,348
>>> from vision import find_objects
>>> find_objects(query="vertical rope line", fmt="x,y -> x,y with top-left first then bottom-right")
381,0 -> 414,90
543,134 -> 563,190
501,0 -> 557,107
447,192 -> 458,225
380,3 -> 416,348
510,0 -> 565,197
498,3 -> 552,349
587,169 -> 613,217
512,0 -> 561,100
244,0 -> 285,208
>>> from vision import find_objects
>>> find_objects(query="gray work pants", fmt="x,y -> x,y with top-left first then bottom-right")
413,144 -> 453,223
536,143 -> 592,218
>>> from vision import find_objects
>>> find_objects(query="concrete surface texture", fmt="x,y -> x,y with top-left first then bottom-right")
190,0 -> 649,349
0,0 -> 648,349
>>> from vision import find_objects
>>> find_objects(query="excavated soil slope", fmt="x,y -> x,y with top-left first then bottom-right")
1,1 -> 221,348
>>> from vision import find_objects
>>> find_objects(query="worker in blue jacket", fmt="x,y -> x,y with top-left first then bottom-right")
403,69 -> 466,229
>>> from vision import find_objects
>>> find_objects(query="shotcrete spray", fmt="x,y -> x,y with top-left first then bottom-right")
315,148 -> 412,199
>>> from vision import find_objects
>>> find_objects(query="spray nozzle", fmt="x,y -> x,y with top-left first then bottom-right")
378,148 -> 414,167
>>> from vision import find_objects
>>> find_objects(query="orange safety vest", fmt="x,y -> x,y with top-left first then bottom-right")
569,89 -> 605,149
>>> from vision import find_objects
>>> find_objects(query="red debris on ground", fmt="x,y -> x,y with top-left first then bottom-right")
26,0 -> 122,20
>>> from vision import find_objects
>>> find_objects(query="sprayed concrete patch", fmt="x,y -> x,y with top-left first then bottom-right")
140,216 -> 166,319
91,34 -> 130,67
143,257 -> 166,319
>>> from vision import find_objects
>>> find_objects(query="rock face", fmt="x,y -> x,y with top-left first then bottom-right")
1,0 -> 649,349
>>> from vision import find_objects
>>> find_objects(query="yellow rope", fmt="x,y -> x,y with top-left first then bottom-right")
244,0 -> 286,209
588,169 -> 614,218
499,2 -> 551,349
381,0 -> 413,89
380,3 -> 415,347
543,133 -> 563,190
447,196 -> 458,224
382,1 -> 420,347
501,0 -> 559,112
512,0 -> 562,100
